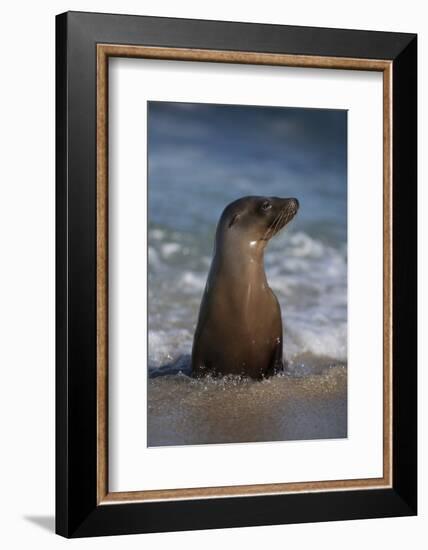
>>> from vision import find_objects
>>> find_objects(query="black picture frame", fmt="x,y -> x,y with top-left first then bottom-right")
56,11 -> 417,538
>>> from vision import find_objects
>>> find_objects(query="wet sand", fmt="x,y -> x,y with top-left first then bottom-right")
147,364 -> 347,447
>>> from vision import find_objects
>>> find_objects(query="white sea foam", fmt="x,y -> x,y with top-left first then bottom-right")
148,229 -> 347,369
150,228 -> 165,240
285,322 -> 347,361
148,246 -> 161,269
180,271 -> 206,290
148,329 -> 193,367
161,242 -> 181,258
288,231 -> 324,258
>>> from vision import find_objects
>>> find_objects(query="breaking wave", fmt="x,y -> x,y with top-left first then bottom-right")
148,227 -> 347,374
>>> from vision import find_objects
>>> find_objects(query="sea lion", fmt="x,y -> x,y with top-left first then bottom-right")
191,195 -> 299,379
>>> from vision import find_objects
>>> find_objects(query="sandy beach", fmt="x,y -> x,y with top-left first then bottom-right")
147,362 -> 347,446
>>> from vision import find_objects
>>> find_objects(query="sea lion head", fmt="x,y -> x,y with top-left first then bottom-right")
216,196 -> 299,247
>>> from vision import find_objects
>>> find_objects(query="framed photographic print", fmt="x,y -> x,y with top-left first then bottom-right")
56,11 -> 417,537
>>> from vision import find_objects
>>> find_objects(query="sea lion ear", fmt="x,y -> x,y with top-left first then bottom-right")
228,213 -> 240,228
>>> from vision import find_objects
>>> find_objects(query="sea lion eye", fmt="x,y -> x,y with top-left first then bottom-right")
261,201 -> 272,211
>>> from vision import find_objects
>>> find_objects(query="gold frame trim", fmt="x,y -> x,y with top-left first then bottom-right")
96,44 -> 393,505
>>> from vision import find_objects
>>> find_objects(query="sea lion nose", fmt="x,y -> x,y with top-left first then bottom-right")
281,197 -> 299,210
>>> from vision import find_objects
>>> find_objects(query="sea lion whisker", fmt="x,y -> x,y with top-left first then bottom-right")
267,211 -> 282,236
261,215 -> 277,241
271,207 -> 287,237
266,217 -> 280,240
264,209 -> 284,240
270,211 -> 283,237
264,217 -> 277,240
281,204 -> 295,229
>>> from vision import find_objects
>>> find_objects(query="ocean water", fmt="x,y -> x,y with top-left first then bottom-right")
147,102 -> 347,446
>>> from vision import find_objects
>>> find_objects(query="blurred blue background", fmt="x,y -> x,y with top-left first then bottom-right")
148,102 -> 347,244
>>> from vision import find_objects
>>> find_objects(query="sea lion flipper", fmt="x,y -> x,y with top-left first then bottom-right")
265,337 -> 284,377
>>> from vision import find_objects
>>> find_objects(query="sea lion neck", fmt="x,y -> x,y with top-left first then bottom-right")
213,233 -> 268,283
